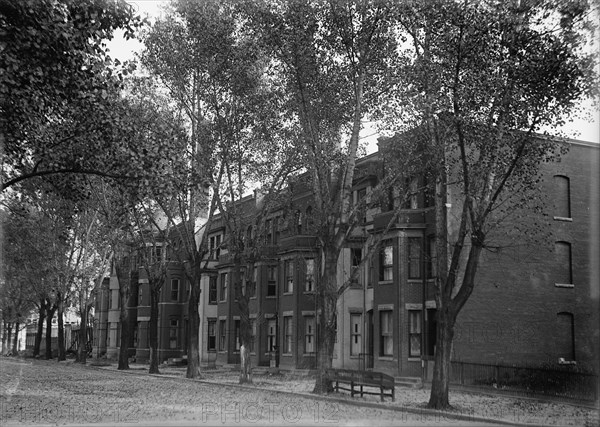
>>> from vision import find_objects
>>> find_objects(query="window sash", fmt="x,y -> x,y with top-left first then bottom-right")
408,311 -> 421,357
380,311 -> 393,356
408,238 -> 422,279
305,259 -> 314,292
171,279 -> 179,301
380,243 -> 393,281
285,260 -> 294,293
208,277 -> 217,304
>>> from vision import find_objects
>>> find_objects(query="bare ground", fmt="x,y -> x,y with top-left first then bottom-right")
1,358 -> 598,427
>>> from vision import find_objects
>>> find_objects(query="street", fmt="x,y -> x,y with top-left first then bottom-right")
0,358 -> 498,426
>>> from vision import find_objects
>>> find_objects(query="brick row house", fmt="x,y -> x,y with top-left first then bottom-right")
93,136 -> 599,378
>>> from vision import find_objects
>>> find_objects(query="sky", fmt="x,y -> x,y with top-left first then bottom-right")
107,0 -> 600,145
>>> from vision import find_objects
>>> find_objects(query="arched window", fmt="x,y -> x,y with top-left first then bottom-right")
554,175 -> 571,219
554,241 -> 573,285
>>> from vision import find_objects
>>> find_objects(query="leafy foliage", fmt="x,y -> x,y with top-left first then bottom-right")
0,0 -> 145,191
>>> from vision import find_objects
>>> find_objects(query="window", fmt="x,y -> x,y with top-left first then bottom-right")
209,235 -> 221,259
350,313 -> 362,356
171,279 -> 180,301
219,320 -> 226,351
283,316 -> 293,353
267,266 -> 277,297
285,260 -> 294,293
169,319 -> 179,349
408,237 -> 422,279
220,273 -> 228,301
267,319 -> 277,352
208,276 -> 217,304
234,320 -> 240,351
556,312 -> 575,361
403,177 -> 418,209
554,175 -> 571,218
427,237 -> 437,279
380,311 -> 393,356
249,319 -> 256,352
351,248 -> 363,287
555,241 -> 573,284
109,291 -> 114,309
379,241 -> 393,281
408,311 -> 422,357
248,268 -> 257,298
151,245 -> 162,264
138,286 -> 143,306
305,259 -> 315,292
207,319 -> 216,351
305,317 -> 315,353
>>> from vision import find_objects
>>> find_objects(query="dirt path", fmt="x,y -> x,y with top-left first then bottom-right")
1,358 -> 499,426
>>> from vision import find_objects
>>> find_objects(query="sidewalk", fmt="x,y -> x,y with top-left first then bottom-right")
95,362 -> 600,426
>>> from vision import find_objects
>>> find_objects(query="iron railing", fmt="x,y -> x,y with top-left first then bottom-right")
450,360 -> 598,402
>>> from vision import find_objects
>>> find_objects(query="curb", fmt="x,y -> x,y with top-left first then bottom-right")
88,365 -> 563,427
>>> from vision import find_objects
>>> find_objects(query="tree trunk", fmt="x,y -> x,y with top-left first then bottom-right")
233,259 -> 253,384
186,264 -> 202,379
427,309 -> 456,409
117,272 -> 131,370
313,250 -> 338,394
239,344 -> 252,384
148,284 -> 160,374
1,320 -> 7,355
238,298 -> 252,384
33,300 -> 46,358
57,292 -> 66,361
45,303 -> 56,360
77,307 -> 89,364
118,310 -> 130,370
12,321 -> 20,354
4,322 -> 13,355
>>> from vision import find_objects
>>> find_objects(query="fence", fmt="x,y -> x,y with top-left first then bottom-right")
450,360 -> 598,402
25,323 -> 92,356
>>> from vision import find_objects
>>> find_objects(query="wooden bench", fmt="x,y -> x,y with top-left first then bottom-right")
326,368 -> 395,402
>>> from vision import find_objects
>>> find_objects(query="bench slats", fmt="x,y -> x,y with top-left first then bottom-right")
326,368 -> 395,402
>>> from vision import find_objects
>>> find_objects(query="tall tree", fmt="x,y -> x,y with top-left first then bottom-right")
243,0 -> 401,393
382,0 -> 598,409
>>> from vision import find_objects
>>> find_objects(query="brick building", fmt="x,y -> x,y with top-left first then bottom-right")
93,136 -> 599,378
